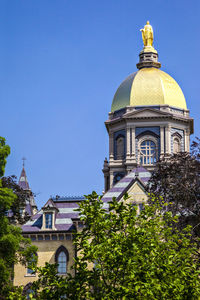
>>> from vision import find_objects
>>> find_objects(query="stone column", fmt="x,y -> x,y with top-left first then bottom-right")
126,126 -> 131,159
160,126 -> 164,156
165,125 -> 171,154
104,175 -> 107,193
184,128 -> 190,152
109,131 -> 114,161
131,126 -> 136,163
110,171 -> 114,189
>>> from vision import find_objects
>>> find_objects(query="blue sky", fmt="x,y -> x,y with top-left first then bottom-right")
1,0 -> 200,208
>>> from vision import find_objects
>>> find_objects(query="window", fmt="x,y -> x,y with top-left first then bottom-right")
173,137 -> 180,153
45,213 -> 52,229
27,253 -> 37,275
139,140 -> 157,165
27,265 -> 34,275
113,173 -> 125,185
55,246 -> 69,275
116,136 -> 124,159
57,251 -> 67,274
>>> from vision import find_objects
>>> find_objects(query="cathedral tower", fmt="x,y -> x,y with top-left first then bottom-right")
103,21 -> 193,192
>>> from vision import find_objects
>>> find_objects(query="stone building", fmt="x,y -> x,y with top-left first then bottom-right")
13,21 -> 193,287
102,22 -> 193,192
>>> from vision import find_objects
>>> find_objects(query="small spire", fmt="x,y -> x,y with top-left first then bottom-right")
18,159 -> 38,215
22,156 -> 26,167
18,158 -> 30,190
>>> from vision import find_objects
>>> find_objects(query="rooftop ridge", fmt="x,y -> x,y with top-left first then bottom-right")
52,196 -> 85,202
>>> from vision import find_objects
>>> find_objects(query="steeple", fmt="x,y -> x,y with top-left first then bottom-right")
18,158 -> 37,215
18,158 -> 30,190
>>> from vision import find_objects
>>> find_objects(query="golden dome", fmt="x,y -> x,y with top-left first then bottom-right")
111,67 -> 187,112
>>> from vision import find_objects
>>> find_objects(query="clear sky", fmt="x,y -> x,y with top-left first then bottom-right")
1,0 -> 200,208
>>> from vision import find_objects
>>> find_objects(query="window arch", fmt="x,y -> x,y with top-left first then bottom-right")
113,172 -> 125,185
139,139 -> 157,165
116,136 -> 124,159
55,246 -> 69,274
173,137 -> 181,154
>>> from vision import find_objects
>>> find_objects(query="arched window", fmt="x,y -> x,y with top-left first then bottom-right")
27,253 -> 37,275
116,136 -> 124,159
55,246 -> 69,274
173,137 -> 181,153
139,140 -> 157,165
113,173 -> 125,185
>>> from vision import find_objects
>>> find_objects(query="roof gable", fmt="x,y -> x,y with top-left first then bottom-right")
102,166 -> 151,204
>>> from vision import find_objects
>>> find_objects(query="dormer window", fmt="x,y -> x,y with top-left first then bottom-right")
41,199 -> 58,231
45,213 -> 53,229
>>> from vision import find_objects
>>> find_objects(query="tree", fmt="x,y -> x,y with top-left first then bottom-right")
147,140 -> 200,239
0,137 -> 37,298
25,192 -> 200,300
1,175 -> 32,224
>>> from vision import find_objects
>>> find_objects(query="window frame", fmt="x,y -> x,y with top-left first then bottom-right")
45,212 -> 53,229
55,246 -> 69,275
116,135 -> 125,160
173,137 -> 181,154
26,253 -> 37,276
138,135 -> 158,166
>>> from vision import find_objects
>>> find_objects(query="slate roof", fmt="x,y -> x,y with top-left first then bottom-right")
22,196 -> 85,233
22,167 -> 151,233
102,166 -> 151,204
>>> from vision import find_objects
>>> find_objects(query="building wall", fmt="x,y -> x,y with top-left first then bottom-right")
126,181 -> 148,204
14,238 -> 75,287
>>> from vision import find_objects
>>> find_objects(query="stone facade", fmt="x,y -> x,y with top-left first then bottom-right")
14,237 -> 75,286
102,106 -> 193,192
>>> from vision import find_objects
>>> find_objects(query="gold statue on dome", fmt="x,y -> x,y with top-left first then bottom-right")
140,21 -> 154,47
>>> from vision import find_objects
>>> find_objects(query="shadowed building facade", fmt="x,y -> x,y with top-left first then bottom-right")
14,21 -> 194,288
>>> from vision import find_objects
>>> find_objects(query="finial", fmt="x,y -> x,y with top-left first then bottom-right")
22,157 -> 26,167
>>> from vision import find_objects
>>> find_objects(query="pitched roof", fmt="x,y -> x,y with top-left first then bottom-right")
22,167 -> 151,233
102,166 -> 151,203
22,198 -> 84,233
18,167 -> 30,190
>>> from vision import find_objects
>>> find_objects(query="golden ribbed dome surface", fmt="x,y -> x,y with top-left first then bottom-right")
111,68 -> 187,112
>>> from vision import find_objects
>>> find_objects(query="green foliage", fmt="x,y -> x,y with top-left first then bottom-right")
1,175 -> 33,224
27,192 -> 200,299
0,137 -> 37,298
0,137 -> 10,178
147,148 -> 200,240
